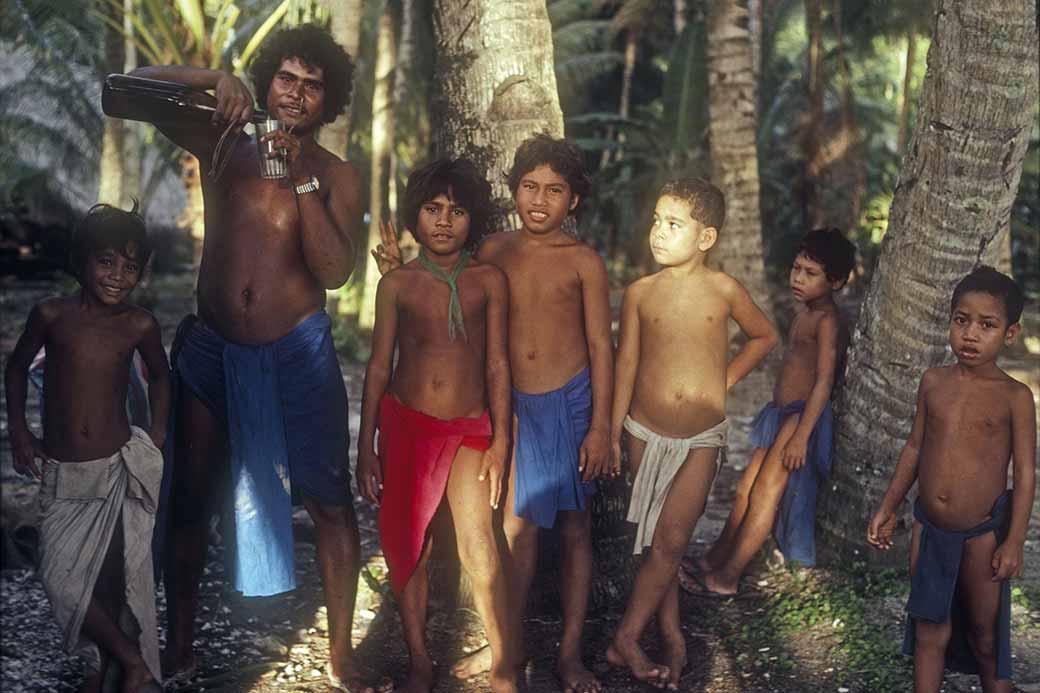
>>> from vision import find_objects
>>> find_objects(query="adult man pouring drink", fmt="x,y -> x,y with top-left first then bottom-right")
128,24 -> 374,692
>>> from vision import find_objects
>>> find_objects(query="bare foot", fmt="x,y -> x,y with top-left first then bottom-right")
681,555 -> 711,575
121,660 -> 156,693
327,661 -> 386,693
451,644 -> 492,679
661,634 -> 687,691
396,658 -> 434,693
557,655 -> 601,693
606,638 -> 670,689
700,571 -> 738,596
489,670 -> 519,693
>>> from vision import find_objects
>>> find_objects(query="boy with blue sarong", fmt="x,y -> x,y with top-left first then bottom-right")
686,228 -> 856,595
868,267 -> 1035,692
5,204 -> 170,693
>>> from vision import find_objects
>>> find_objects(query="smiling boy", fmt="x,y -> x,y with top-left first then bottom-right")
868,266 -> 1035,693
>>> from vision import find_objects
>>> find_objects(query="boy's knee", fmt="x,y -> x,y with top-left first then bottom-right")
558,514 -> 592,545
966,627 -> 997,659
504,518 -> 537,548
459,541 -> 499,588
914,622 -> 952,651
649,535 -> 686,569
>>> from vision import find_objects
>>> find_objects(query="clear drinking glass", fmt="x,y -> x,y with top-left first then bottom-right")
255,118 -> 288,179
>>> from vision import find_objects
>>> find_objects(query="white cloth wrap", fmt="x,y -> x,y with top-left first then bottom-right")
624,416 -> 729,554
37,427 -> 163,685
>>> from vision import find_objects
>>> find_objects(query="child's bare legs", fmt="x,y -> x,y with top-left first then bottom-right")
608,437 -> 718,689
397,537 -> 436,693
556,507 -> 600,692
959,530 -> 1013,693
446,446 -> 516,693
700,415 -> 800,595
908,522 -> 949,692
695,447 -> 768,573
655,577 -> 686,688
80,523 -> 154,693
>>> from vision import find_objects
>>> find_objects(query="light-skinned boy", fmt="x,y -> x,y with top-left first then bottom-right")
606,179 -> 778,689
867,266 -> 1036,693
372,134 -> 613,693
356,159 -> 515,693
5,204 -> 171,693
685,228 -> 856,595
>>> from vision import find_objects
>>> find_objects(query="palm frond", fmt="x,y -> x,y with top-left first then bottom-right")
554,51 -> 624,91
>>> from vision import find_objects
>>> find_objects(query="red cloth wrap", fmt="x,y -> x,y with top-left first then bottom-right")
377,394 -> 492,596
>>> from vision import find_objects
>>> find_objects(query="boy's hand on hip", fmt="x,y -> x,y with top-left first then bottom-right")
580,428 -> 610,482
991,541 -> 1023,581
866,509 -> 897,550
479,445 -> 507,509
781,436 -> 808,470
357,450 -> 383,505
11,430 -> 44,480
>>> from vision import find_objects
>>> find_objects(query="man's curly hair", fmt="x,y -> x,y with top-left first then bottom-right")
248,24 -> 354,125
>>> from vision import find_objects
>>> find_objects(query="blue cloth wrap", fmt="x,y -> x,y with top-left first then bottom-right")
174,310 -> 350,596
902,491 -> 1012,680
749,399 -> 833,566
512,368 -> 595,529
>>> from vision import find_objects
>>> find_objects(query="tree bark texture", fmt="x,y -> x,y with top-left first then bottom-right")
707,0 -> 775,418
430,0 -> 565,229
318,0 -> 363,159
360,4 -> 398,330
802,0 -> 824,229
817,0 -> 1039,564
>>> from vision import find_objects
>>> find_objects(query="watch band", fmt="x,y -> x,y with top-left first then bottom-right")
294,175 -> 319,195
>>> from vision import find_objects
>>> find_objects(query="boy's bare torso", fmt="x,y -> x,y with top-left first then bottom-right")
478,231 -> 592,393
196,136 -> 340,345
628,269 -> 730,438
387,260 -> 497,420
773,305 -> 845,405
36,297 -> 151,462
917,365 -> 1022,531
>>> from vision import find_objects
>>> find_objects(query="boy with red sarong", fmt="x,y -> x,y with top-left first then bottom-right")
356,159 -> 515,693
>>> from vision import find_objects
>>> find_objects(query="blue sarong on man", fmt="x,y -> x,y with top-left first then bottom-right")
749,399 -> 833,566
174,310 -> 350,597
902,491 -> 1013,680
512,368 -> 595,529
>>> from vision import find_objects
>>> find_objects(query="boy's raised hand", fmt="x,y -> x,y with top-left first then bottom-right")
11,429 -> 44,480
580,427 -> 611,481
371,219 -> 404,276
478,445 -> 507,509
991,540 -> 1024,581
357,449 -> 383,504
866,508 -> 898,550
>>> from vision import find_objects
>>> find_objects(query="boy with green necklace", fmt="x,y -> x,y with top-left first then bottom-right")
356,159 -> 516,693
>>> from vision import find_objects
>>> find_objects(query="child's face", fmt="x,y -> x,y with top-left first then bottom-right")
84,245 -> 142,306
649,195 -> 714,266
267,57 -> 326,132
789,252 -> 839,303
514,165 -> 578,235
413,193 -> 471,255
949,291 -> 1019,367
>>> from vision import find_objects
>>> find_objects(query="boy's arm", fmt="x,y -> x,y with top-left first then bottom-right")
481,268 -> 512,509
781,313 -> 840,470
724,278 -> 779,390
357,274 -> 399,503
578,250 -> 615,481
134,312 -> 172,449
610,284 -> 641,475
4,305 -> 50,479
126,66 -> 253,161
867,373 -> 930,549
991,384 -> 1037,580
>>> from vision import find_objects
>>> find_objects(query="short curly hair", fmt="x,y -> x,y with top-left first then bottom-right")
69,202 -> 152,283
798,227 -> 857,284
248,23 -> 354,125
658,178 -> 726,231
404,159 -> 497,252
506,133 -> 591,215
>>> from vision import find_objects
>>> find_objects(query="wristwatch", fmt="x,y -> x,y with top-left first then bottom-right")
294,175 -> 320,195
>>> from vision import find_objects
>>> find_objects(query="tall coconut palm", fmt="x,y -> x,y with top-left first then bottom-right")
318,0 -> 362,159
706,0 -> 775,417
816,0 -> 1039,563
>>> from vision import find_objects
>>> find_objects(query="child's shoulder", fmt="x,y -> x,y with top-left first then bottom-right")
464,257 -> 508,284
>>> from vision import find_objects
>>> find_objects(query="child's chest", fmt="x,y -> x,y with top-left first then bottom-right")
925,384 -> 1010,437
501,256 -> 582,307
47,317 -> 137,371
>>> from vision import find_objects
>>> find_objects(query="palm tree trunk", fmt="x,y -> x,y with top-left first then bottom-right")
359,3 -> 398,330
707,0 -> 775,418
897,29 -> 917,158
817,0 -> 1039,564
430,0 -> 564,230
98,4 -> 126,206
803,0 -> 824,229
318,0 -> 363,159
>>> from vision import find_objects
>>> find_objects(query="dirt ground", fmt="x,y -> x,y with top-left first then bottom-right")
1,274 -> 1038,693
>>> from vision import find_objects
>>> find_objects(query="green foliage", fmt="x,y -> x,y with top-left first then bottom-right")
331,316 -> 371,363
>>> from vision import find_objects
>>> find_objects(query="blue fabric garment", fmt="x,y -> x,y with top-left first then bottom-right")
902,492 -> 1012,680
512,368 -> 595,529
173,310 -> 350,597
749,399 -> 833,566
